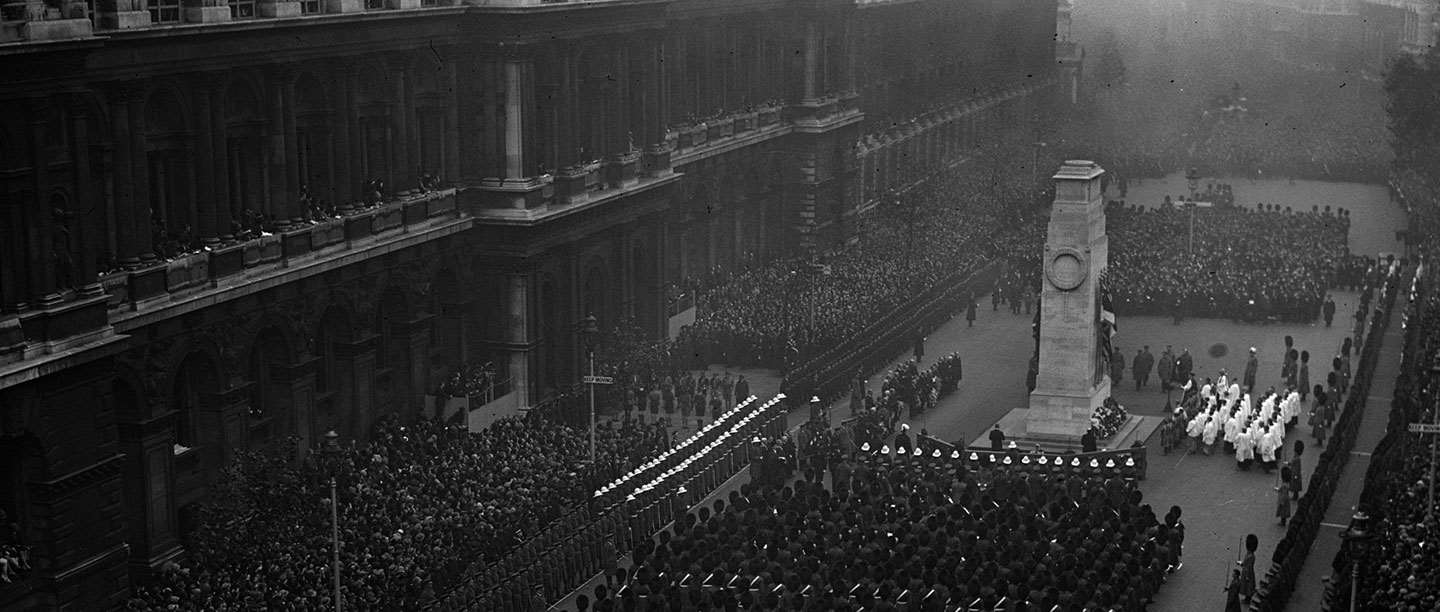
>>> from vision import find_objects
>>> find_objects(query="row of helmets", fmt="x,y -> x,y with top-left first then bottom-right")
595,394 -> 788,503
593,395 -> 757,500
856,441 -> 1136,470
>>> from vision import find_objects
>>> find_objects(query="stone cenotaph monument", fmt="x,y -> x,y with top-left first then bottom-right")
975,160 -> 1154,451
1026,160 -> 1111,441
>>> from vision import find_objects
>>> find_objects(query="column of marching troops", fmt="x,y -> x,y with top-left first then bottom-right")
449,396 -> 789,611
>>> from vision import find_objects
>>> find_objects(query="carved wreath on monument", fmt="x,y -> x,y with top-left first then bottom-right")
1046,247 -> 1086,291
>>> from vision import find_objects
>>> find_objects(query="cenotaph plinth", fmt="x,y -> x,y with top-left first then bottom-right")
1026,160 -> 1111,441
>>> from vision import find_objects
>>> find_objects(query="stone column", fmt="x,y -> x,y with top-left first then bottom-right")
27,98 -> 59,307
280,73 -> 301,222
641,37 -> 663,147
455,54 -> 484,184
206,83 -> 233,240
346,67 -> 366,205
606,46 -> 628,155
192,81 -> 219,244
127,93 -> 155,263
107,84 -> 141,267
333,68 -> 357,205
392,67 -> 413,189
803,22 -> 819,102
267,69 -> 293,221
506,273 -> 531,408
844,15 -> 858,95
67,96 -> 101,296
502,59 -> 534,180
444,60 -> 461,184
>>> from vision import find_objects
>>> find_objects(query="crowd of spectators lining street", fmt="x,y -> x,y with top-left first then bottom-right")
677,151 -> 1037,372
994,196 -> 1360,323
1330,254 -> 1440,611
126,414 -> 667,611
1104,201 -> 1351,321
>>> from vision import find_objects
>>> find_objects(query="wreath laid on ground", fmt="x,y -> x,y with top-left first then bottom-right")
1091,397 -> 1129,439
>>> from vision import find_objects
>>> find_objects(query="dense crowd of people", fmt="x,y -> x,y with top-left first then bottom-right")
436,361 -> 503,400
874,353 -> 964,423
0,510 -> 29,585
680,149 -> 1038,371
126,414 -> 668,611
1102,203 -> 1350,321
1340,264 -> 1439,610
600,452 -> 1182,611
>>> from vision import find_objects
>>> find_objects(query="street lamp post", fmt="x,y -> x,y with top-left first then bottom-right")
322,429 -> 342,612
581,314 -> 599,464
1340,511 -> 1375,612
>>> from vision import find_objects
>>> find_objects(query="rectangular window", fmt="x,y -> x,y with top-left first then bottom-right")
147,0 -> 179,23
420,0 -> 439,5
300,0 -> 320,13
365,0 -> 385,9
228,0 -> 254,19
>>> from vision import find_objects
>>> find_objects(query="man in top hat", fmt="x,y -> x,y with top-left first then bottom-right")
989,424 -> 1005,451
1158,346 -> 1176,392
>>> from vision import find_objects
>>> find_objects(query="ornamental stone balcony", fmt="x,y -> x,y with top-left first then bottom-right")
605,150 -> 641,189
93,189 -> 462,321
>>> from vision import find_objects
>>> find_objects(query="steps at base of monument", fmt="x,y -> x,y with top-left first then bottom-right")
969,410 -> 1162,455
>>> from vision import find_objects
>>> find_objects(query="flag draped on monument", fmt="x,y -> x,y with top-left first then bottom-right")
1096,271 -> 1116,385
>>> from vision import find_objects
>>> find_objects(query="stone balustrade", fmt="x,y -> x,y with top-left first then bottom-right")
0,0 -> 92,43
665,103 -> 787,166
95,188 -> 460,314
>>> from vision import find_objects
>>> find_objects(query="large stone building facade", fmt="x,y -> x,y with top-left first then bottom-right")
0,0 -> 1058,607
1214,0 -> 1435,73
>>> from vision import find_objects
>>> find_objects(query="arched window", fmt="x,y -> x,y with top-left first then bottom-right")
172,352 -> 221,450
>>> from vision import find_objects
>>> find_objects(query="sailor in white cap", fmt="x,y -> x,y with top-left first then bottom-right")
894,423 -> 912,453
